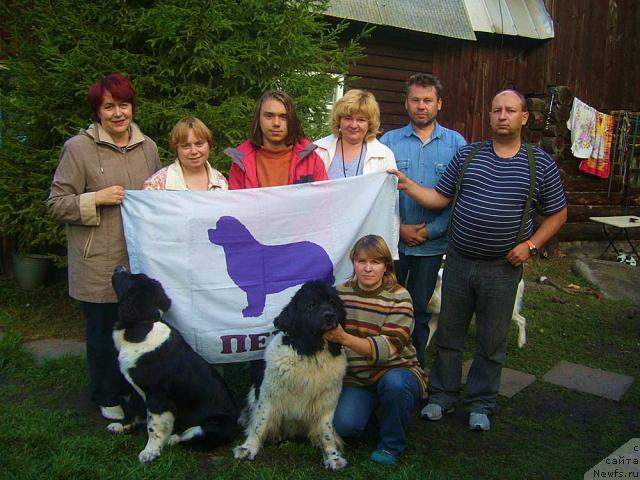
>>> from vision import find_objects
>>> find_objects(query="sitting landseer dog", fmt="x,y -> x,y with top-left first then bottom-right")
109,266 -> 238,463
233,280 -> 348,471
427,267 -> 527,348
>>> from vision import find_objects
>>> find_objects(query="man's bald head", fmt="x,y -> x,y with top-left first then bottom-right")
492,89 -> 527,112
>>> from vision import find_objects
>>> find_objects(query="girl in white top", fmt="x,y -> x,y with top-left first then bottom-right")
314,89 -> 396,179
144,117 -> 228,191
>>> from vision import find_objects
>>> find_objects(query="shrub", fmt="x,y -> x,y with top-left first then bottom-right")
0,0 -> 364,253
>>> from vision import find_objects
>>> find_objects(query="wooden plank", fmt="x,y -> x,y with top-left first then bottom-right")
364,44 -> 434,62
358,54 -> 432,72
363,89 -> 405,103
567,205 -> 640,223
377,101 -> 408,116
381,123 -> 406,134
350,65 -> 419,82
565,192 -> 640,206
562,175 -> 614,191
350,77 -> 406,92
380,113 -> 411,126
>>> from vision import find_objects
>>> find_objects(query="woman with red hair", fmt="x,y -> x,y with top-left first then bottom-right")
47,73 -> 160,421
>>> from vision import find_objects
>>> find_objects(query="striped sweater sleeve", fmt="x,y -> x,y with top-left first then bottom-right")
338,284 -> 427,397
367,289 -> 414,364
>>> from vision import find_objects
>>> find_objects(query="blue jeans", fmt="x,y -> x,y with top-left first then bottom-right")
333,369 -> 420,456
395,253 -> 443,368
83,302 -> 131,407
427,248 -> 522,415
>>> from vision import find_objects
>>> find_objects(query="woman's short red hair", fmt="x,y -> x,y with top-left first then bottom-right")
86,73 -> 136,121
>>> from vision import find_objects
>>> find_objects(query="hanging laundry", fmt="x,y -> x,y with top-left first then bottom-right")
567,97 -> 597,158
578,112 -> 615,179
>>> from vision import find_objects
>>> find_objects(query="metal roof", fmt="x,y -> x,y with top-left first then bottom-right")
463,0 -> 554,39
326,0 -> 554,41
325,0 -> 477,41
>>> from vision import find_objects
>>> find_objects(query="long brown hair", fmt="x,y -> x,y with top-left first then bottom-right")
250,90 -> 305,147
346,234 -> 398,290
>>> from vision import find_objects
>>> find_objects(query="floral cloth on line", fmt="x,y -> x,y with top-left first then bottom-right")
578,112 -> 615,179
567,97 -> 597,159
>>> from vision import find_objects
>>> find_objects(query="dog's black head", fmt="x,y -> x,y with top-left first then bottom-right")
273,280 -> 346,356
112,266 -> 171,329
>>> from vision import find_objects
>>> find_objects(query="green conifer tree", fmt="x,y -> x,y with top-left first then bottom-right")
0,0 -> 364,253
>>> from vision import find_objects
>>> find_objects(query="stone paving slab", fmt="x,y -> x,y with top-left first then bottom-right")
23,339 -> 85,364
460,359 -> 536,398
572,258 -> 640,305
542,360 -> 634,401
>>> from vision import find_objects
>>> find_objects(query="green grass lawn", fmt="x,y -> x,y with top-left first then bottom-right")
1,257 -> 638,480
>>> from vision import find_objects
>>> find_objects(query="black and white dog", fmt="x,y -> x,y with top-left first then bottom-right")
233,281 -> 348,471
109,266 -> 237,463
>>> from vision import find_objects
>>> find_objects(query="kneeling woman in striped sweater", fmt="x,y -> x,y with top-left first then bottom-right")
324,235 -> 427,465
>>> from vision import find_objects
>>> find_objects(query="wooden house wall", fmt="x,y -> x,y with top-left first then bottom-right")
432,0 -> 640,141
341,0 -> 640,242
348,28 -> 435,133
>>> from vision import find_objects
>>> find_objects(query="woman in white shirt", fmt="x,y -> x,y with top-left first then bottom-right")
314,89 -> 396,179
143,117 -> 228,191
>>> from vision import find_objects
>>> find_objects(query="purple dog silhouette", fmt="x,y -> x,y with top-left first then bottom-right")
208,216 -> 335,317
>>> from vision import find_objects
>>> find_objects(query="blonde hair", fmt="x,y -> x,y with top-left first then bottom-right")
169,117 -> 214,156
346,234 -> 398,290
330,89 -> 381,142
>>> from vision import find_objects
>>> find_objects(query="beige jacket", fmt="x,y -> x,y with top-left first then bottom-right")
47,122 -> 161,303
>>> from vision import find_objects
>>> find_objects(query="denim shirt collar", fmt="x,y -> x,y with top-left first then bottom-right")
402,121 -> 443,144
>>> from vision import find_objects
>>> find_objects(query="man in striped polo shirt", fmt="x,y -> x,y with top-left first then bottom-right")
390,89 -> 567,432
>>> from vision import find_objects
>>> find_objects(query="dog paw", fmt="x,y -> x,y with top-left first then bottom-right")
106,422 -> 124,434
233,445 -> 257,461
138,448 -> 161,464
242,305 -> 261,318
167,434 -> 181,446
324,454 -> 348,471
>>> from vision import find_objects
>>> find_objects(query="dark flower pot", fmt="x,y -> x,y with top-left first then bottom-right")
12,253 -> 50,290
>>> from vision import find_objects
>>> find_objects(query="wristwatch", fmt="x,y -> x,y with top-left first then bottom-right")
526,240 -> 538,256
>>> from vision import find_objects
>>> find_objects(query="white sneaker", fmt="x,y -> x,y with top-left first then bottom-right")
468,412 -> 490,431
420,403 -> 454,421
100,405 -> 124,420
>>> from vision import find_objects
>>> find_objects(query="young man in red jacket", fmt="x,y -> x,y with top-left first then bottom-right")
225,90 -> 327,387
226,90 -> 327,189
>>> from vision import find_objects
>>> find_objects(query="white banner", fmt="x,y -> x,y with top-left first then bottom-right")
122,172 -> 399,363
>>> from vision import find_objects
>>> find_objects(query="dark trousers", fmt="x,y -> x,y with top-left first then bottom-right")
395,253 -> 444,368
83,302 -> 130,407
427,248 -> 522,414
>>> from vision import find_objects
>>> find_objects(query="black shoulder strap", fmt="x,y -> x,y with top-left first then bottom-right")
515,143 -> 537,246
448,141 -> 487,236
447,141 -> 537,247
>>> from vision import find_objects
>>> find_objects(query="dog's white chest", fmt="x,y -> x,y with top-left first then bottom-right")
113,323 -> 172,399
263,334 -> 347,402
